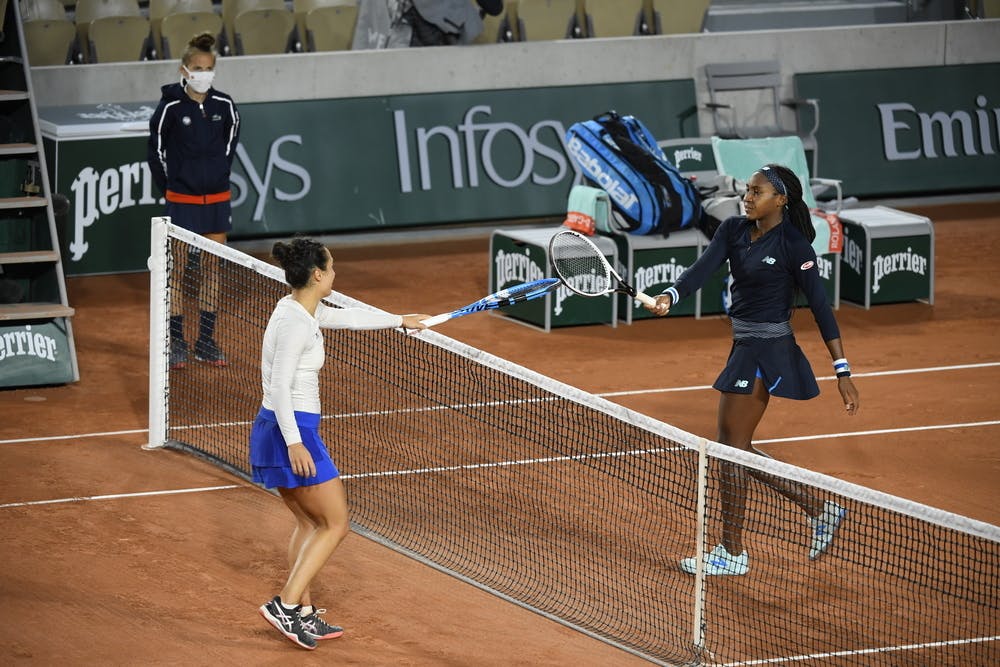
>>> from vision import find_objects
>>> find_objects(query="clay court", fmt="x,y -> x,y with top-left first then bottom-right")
1,201 -> 998,665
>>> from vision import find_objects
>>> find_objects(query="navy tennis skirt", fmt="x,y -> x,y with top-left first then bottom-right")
249,408 -> 339,489
713,335 -> 820,400
166,201 -> 232,235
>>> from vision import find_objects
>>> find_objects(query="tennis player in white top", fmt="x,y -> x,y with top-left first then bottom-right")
253,237 -> 429,649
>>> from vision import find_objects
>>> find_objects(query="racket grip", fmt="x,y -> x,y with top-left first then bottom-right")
635,292 -> 658,307
420,313 -> 451,328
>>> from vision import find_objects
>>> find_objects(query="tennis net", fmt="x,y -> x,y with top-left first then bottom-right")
148,219 -> 999,666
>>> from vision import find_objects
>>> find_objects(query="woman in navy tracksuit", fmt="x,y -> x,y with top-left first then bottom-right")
647,164 -> 860,576
148,32 -> 240,369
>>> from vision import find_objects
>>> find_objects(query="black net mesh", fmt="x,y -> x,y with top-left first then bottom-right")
155,229 -> 999,666
697,458 -> 999,665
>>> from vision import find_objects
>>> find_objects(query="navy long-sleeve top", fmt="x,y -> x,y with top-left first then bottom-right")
147,83 -> 240,197
665,216 -> 840,341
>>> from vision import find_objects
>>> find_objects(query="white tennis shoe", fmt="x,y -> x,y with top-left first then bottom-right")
809,500 -> 846,560
680,544 -> 749,576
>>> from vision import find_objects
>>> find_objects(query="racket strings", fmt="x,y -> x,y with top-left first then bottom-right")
550,236 -> 612,296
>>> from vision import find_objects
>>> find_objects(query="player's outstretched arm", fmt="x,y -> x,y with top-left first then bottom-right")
401,314 -> 430,331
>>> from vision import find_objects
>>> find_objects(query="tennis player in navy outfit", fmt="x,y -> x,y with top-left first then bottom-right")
253,238 -> 429,648
148,32 -> 240,370
647,164 -> 860,576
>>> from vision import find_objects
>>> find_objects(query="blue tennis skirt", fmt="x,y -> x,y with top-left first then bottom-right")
249,408 -> 339,489
713,335 -> 820,400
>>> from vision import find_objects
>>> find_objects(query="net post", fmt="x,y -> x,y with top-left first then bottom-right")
691,436 -> 710,655
144,217 -> 170,450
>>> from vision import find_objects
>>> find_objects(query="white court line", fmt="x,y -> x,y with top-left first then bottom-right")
344,446 -> 685,480
1,361 -> 994,665
718,634 -> 1000,665
756,420 -> 1000,444
0,427 -> 149,445
2,361 -> 997,448
597,361 -> 1000,397
0,484 -> 240,509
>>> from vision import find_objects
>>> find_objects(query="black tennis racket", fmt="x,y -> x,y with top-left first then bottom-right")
420,278 -> 561,328
548,230 -> 657,307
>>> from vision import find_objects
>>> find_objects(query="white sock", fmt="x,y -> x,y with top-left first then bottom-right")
300,605 -> 314,616
280,599 -> 298,612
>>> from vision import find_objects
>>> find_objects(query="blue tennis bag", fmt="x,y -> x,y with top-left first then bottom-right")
566,111 -> 702,236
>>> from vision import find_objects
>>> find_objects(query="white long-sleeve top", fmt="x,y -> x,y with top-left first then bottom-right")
261,295 -> 403,446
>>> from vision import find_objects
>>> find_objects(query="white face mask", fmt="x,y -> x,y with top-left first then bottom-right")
182,66 -> 215,94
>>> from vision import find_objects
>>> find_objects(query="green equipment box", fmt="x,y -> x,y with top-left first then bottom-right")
490,226 -> 618,331
609,228 -> 705,322
839,207 -> 934,309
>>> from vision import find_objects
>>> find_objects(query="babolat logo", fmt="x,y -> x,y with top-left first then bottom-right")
0,324 -> 59,362
565,136 -> 639,212
633,258 -> 686,299
872,247 -> 928,294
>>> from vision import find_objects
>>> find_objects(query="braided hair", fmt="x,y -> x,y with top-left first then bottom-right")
272,237 -> 329,289
761,163 -> 815,243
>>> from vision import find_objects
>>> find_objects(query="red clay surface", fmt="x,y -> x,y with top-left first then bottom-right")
1,202 -> 997,665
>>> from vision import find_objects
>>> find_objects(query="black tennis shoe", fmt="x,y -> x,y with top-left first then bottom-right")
169,338 -> 188,370
258,596 -> 316,650
193,337 -> 227,366
301,608 -> 344,640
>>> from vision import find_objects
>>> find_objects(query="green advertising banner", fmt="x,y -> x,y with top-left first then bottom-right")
233,80 -> 697,236
795,64 -> 1000,196
41,82 -> 697,275
44,134 -> 159,276
0,319 -> 75,387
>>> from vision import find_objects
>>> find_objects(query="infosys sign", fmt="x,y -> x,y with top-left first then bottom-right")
44,82 -> 696,275
795,64 -> 1000,196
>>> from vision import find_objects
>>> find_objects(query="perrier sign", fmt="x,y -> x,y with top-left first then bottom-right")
839,214 -> 933,308
490,230 -> 616,329
0,320 -> 77,387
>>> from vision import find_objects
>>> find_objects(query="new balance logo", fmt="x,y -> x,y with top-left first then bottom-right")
762,256 -> 776,265
734,379 -> 749,388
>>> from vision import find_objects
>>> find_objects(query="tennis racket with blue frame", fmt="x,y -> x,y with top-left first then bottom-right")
420,278 -> 561,327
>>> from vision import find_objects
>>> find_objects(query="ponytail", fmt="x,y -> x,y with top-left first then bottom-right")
762,163 -> 814,243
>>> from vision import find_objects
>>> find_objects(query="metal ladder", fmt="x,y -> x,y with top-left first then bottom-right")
0,0 -> 79,386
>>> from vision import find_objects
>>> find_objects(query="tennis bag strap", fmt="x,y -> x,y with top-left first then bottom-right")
595,112 -> 702,236
566,118 -> 660,234
566,111 -> 702,236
